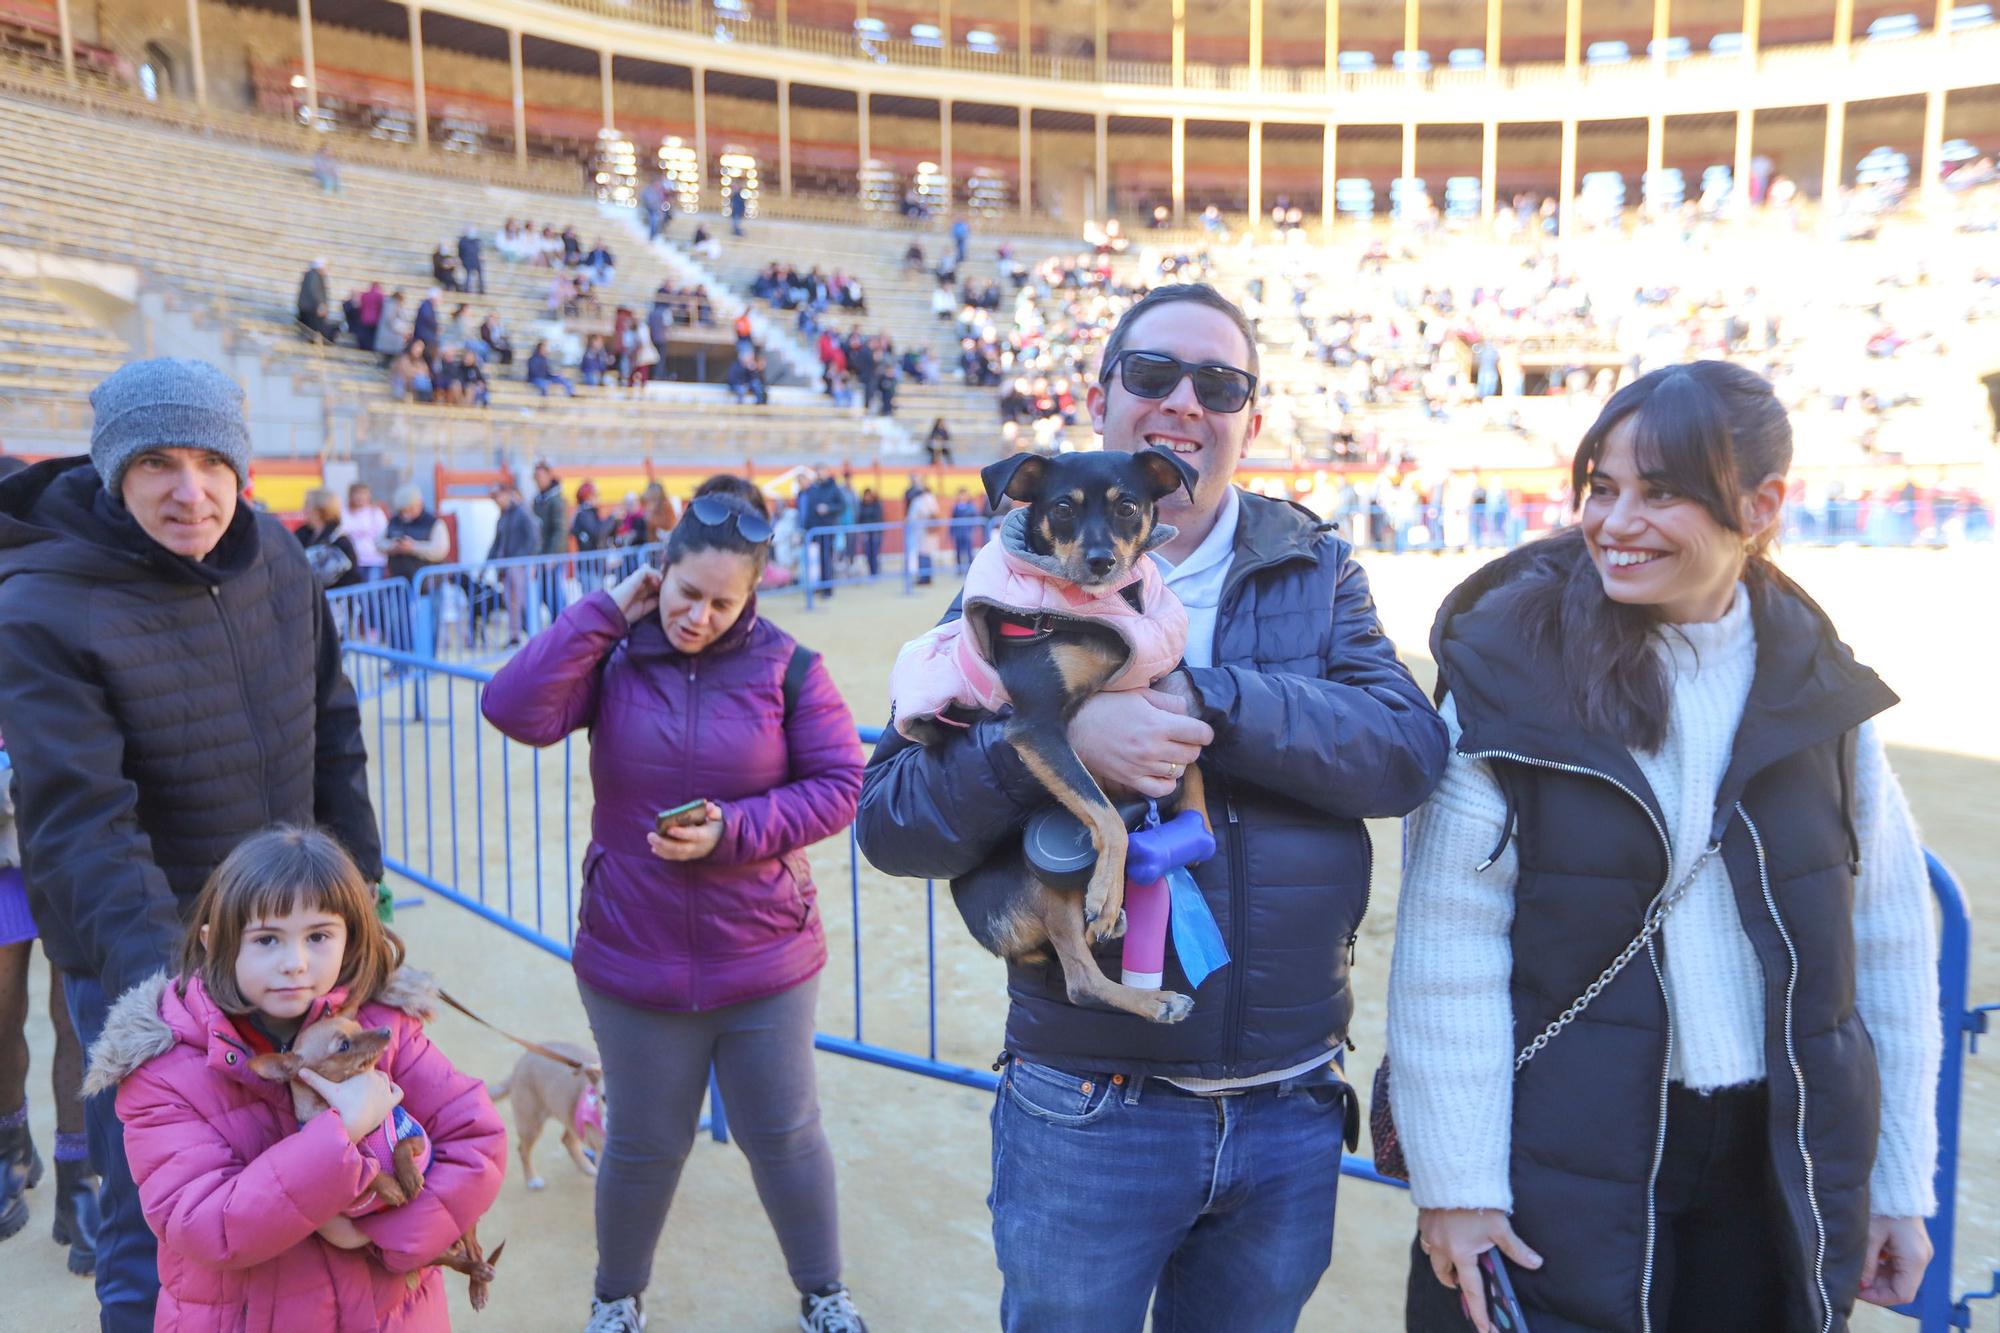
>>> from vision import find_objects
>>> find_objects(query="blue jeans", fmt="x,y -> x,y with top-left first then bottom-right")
64,972 -> 160,1333
989,1058 -> 1345,1332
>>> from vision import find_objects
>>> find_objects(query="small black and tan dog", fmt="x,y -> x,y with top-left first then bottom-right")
940,447 -> 1211,1024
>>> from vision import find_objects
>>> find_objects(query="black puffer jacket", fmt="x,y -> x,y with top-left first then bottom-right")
0,458 -> 381,1002
1428,536 -> 1897,1333
856,489 -> 1447,1079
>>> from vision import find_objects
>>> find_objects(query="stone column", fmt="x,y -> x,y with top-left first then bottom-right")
1558,117 -> 1578,240
1018,106 -> 1032,217
694,66 -> 708,203
1481,118 -> 1498,222
55,0 -> 74,84
298,0 -> 319,118
1919,87 -> 1946,208
940,99 -> 953,204
599,49 -> 614,131
508,27 -> 526,166
1732,107 -> 1754,214
1171,114 -> 1186,221
1247,119 -> 1262,224
1096,111 -> 1110,218
1821,98 -> 1845,206
408,3 -> 427,148
1322,120 -> 1337,234
1250,0 -> 1264,90
779,79 -> 793,197
187,0 -> 208,106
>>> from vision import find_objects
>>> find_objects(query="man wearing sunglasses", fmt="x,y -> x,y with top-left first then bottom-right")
858,283 -> 1448,1331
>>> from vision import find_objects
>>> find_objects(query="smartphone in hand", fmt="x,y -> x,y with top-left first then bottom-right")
655,800 -> 709,835
1477,1250 -> 1530,1333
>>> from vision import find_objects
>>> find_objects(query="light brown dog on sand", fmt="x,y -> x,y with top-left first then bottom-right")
488,1042 -> 605,1191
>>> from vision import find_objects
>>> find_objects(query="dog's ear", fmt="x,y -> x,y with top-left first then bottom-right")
980,453 -> 1046,509
248,1052 -> 304,1082
1134,447 -> 1198,504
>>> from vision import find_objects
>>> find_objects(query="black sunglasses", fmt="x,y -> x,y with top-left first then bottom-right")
686,495 -> 774,544
1106,350 -> 1258,414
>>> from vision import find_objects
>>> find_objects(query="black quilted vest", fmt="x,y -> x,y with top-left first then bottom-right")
1432,543 -> 1896,1333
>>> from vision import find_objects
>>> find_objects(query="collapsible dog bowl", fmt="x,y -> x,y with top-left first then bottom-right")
1023,800 -> 1150,891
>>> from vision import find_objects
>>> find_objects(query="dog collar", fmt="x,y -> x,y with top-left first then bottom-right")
992,610 -> 1059,641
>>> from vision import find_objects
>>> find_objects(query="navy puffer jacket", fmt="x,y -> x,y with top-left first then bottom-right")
0,458 -> 381,1003
856,489 -> 1447,1080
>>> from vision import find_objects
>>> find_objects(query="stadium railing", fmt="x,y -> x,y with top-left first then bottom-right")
335,626 -> 1993,1331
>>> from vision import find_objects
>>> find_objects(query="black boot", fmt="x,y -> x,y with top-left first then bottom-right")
52,1157 -> 100,1276
0,1119 -> 42,1242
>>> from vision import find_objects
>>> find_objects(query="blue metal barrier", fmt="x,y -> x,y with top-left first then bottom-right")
799,520 -> 977,610
411,546 -> 663,665
343,637 -> 1989,1324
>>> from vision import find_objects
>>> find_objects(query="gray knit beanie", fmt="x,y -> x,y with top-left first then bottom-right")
89,358 -> 251,495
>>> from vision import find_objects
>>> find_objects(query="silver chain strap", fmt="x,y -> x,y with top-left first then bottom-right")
1513,843 -> 1721,1073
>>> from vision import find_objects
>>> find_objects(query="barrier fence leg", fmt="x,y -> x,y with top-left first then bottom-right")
1901,853 -> 1972,1331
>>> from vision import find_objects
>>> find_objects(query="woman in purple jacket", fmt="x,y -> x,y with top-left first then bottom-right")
481,488 -> 868,1333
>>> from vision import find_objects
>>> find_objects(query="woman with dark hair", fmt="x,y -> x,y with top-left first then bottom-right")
480,488 -> 869,1333
1387,361 -> 1939,1333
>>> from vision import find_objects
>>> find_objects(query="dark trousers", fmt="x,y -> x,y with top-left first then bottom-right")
64,973 -> 159,1332
862,532 -> 881,577
1405,1082 -> 1788,1333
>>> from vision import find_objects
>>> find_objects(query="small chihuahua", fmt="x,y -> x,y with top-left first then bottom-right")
250,1010 -> 504,1309
249,1014 -> 425,1210
909,447 -> 1213,1024
487,1041 -> 605,1191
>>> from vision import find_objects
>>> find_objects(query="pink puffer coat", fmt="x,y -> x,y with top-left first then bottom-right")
891,507 -> 1188,738
83,968 -> 507,1332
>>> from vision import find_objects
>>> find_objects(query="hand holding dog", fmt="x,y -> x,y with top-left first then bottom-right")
647,801 -> 725,861
316,1215 -> 372,1250
298,1067 -> 403,1145
1069,689 -> 1212,801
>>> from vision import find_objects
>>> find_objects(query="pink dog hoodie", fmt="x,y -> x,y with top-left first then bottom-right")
891,507 -> 1188,739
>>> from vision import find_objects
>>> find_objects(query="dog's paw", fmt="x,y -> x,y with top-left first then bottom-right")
1101,908 -> 1127,941
524,1176 -> 546,1192
1151,992 -> 1195,1024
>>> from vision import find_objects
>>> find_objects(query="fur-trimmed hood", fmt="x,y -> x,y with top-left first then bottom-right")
83,966 -> 439,1097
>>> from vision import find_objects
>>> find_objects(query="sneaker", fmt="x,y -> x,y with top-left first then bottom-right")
800,1282 -> 868,1333
584,1294 -> 645,1333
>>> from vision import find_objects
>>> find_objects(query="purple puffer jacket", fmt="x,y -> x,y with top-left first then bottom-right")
482,590 -> 863,1011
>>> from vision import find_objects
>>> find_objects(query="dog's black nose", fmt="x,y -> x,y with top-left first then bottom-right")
1085,552 -> 1116,579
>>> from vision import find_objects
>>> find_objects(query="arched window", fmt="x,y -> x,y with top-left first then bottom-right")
139,42 -> 175,101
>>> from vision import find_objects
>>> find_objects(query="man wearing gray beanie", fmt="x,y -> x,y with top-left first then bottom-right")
0,356 -> 380,1330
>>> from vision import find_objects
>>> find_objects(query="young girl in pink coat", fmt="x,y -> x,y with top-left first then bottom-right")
81,826 -> 507,1331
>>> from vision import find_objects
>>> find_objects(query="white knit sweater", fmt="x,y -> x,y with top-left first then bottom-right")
1387,585 -> 1941,1219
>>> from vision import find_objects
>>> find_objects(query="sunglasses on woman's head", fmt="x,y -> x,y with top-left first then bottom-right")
686,495 -> 774,544
1106,350 -> 1258,414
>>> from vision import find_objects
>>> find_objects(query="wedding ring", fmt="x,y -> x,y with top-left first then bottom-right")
1167,762 -> 1182,778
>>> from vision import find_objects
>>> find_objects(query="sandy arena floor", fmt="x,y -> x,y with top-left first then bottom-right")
7,544 -> 1995,1331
